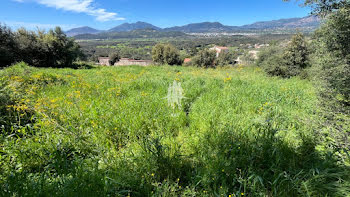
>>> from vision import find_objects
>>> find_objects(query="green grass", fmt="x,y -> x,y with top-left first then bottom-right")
0,63 -> 349,196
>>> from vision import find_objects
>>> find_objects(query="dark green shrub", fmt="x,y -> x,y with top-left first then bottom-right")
311,7 -> 350,112
283,33 -> 310,76
152,43 -> 182,65
0,24 -> 83,68
192,49 -> 217,68
258,33 -> 310,78
0,24 -> 16,67
215,50 -> 238,66
109,52 -> 120,65
256,45 -> 282,67
260,54 -> 289,77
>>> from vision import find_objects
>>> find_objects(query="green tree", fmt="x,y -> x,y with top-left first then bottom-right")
283,0 -> 350,16
192,49 -> 217,68
283,33 -> 310,76
152,43 -> 181,65
8,26 -> 83,68
311,8 -> 350,110
215,51 -> 238,66
0,24 -> 17,67
109,52 -> 120,65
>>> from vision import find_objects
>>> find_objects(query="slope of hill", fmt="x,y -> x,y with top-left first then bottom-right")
240,16 -> 320,30
65,26 -> 101,37
163,22 -> 237,33
108,21 -> 161,32
74,28 -> 187,39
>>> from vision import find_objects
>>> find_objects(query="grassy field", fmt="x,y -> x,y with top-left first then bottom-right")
0,63 -> 349,196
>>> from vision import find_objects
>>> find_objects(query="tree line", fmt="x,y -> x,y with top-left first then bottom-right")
0,25 -> 83,68
151,43 -> 239,67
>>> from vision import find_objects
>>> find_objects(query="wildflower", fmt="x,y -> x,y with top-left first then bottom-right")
220,186 -> 223,189
151,173 -> 155,177
229,195 -> 232,197
241,193 -> 244,196
177,178 -> 180,182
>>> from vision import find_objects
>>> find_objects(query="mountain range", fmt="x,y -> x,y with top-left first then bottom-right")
66,16 -> 320,37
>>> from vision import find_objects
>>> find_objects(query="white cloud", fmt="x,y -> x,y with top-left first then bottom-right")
13,0 -> 125,21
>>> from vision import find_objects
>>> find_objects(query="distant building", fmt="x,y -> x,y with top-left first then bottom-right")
114,58 -> 153,66
184,58 -> 192,64
98,57 -> 111,66
248,50 -> 259,59
210,46 -> 229,57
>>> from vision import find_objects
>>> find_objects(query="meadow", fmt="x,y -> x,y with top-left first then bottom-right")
0,63 -> 349,196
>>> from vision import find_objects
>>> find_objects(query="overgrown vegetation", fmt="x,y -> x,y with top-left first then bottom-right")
0,25 -> 83,68
191,49 -> 217,68
257,33 -> 309,78
257,0 -> 350,171
0,0 -> 349,196
1,63 -> 349,196
152,43 -> 182,65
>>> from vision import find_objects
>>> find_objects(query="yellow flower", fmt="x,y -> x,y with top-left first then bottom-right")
222,169 -> 225,172
241,193 -> 244,196
151,173 -> 155,177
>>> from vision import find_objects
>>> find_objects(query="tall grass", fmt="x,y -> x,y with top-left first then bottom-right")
0,63 -> 349,196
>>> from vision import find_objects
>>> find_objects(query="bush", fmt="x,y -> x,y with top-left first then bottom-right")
311,8 -> 350,111
283,33 -> 310,76
0,24 -> 16,67
260,54 -> 289,77
0,25 -> 83,68
192,49 -> 217,68
258,33 -> 310,78
109,52 -> 120,65
152,43 -> 182,65
256,45 -> 283,67
215,50 -> 238,66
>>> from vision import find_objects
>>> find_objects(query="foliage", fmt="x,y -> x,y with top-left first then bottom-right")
0,25 -> 83,68
241,51 -> 256,65
256,45 -> 282,66
258,33 -> 309,78
109,52 -> 121,65
191,49 -> 217,68
152,43 -> 182,65
215,50 -> 238,66
283,33 -> 310,76
0,24 -> 17,66
282,0 -> 350,165
260,54 -> 289,77
310,7 -> 350,113
284,0 -> 350,16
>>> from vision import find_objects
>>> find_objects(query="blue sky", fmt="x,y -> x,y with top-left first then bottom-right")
1,0 -> 311,30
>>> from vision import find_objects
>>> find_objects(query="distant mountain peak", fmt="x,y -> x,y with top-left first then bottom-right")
108,22 -> 161,32
65,26 -> 101,37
